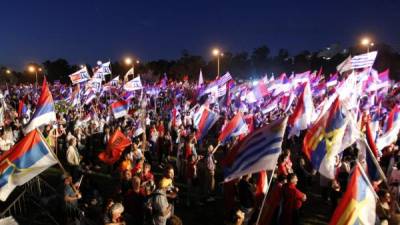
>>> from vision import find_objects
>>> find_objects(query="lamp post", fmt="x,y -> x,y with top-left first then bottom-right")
361,38 -> 374,53
212,48 -> 223,77
28,65 -> 41,94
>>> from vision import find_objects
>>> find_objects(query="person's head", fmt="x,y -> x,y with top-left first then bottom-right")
378,189 -> 391,203
287,173 -> 298,185
68,138 -> 76,147
167,215 -> 183,225
132,176 -> 141,191
144,163 -> 151,174
109,203 -> 124,220
63,174 -> 72,185
208,145 -> 214,153
164,165 -> 174,179
123,170 -> 132,180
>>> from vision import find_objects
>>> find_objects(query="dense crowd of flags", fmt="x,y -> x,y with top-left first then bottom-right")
0,50 -> 398,224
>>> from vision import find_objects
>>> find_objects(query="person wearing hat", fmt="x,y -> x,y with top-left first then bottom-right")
151,179 -> 173,225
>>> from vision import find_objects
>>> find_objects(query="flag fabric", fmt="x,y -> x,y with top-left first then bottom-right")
84,90 -> 96,105
218,112 -> 248,144
0,129 -> 57,201
69,67 -> 90,84
357,137 -> 381,182
376,105 -> 400,151
255,170 -> 268,198
326,73 -> 338,87
223,117 -> 288,182
111,100 -> 129,119
288,82 -> 314,138
194,106 -> 220,140
216,72 -> 233,86
303,97 -> 348,179
329,164 -> 376,225
124,67 -> 134,81
336,56 -> 352,74
251,80 -> 269,100
351,51 -> 378,69
25,78 -> 57,134
198,69 -> 204,86
124,76 -> 143,91
98,130 -> 132,165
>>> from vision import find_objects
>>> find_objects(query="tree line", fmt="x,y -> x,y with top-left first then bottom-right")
1,43 -> 400,84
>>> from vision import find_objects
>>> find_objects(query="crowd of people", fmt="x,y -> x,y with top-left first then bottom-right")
1,67 -> 400,225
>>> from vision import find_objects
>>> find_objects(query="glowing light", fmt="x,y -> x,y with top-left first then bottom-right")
212,48 -> 220,56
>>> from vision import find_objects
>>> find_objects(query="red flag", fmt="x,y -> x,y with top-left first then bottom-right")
98,130 -> 132,164
256,171 -> 267,206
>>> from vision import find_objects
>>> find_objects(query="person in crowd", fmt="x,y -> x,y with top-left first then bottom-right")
104,202 -> 126,225
205,144 -> 217,202
0,128 -> 14,152
237,174 -> 256,225
152,180 -> 173,225
119,170 -> 133,196
66,138 -> 82,180
280,173 -> 307,225
185,154 -> 203,207
124,176 -> 145,225
62,174 -> 82,224
376,189 -> 392,225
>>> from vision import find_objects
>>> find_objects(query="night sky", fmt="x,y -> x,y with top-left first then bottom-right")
1,0 -> 399,69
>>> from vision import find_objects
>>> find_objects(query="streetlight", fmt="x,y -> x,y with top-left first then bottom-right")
5,69 -> 11,74
212,48 -> 223,77
124,57 -> 140,77
28,65 -> 41,93
361,37 -> 374,53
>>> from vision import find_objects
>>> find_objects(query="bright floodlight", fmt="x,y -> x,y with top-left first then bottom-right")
28,66 -> 36,73
5,69 -> 11,74
361,38 -> 370,46
38,68 -> 42,72
125,57 -> 132,65
136,60 -> 140,64
370,42 -> 375,47
212,48 -> 220,56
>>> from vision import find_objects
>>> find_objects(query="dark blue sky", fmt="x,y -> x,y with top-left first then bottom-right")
1,0 -> 399,69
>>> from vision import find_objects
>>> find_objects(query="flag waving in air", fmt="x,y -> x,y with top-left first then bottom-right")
25,78 -> 57,134
98,129 -> 132,165
111,100 -> 129,119
288,82 -> 314,138
223,117 -> 288,182
329,163 -> 376,225
303,97 -> 348,179
218,112 -> 248,145
194,106 -> 220,141
0,129 -> 57,201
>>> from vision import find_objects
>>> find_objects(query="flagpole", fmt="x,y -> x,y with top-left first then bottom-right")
361,138 -> 388,184
255,166 -> 276,225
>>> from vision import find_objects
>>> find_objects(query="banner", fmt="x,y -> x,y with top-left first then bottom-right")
69,67 -> 90,84
124,76 -> 143,91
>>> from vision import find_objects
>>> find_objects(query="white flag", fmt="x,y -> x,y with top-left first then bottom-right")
124,76 -> 143,91
351,51 -> 378,69
198,69 -> 204,85
337,56 -> 352,74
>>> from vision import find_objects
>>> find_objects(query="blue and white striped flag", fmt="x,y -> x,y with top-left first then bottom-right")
223,117 -> 288,182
